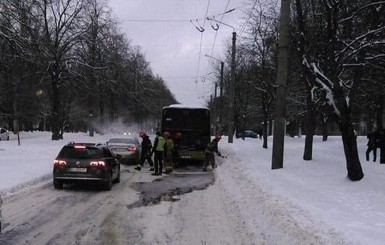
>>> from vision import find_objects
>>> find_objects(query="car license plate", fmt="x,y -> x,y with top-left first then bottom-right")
69,168 -> 87,173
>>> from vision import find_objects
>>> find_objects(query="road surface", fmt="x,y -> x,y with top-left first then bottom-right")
0,157 -> 347,245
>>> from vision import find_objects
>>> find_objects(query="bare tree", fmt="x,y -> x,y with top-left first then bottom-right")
0,0 -> 177,135
239,0 -> 279,148
0,0 -> 44,132
34,0 -> 87,140
292,0 -> 323,160
295,0 -> 385,181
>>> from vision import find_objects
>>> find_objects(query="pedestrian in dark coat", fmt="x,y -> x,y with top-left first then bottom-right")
366,131 -> 379,162
135,132 -> 154,171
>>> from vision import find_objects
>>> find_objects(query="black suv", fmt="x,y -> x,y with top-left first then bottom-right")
53,142 -> 121,191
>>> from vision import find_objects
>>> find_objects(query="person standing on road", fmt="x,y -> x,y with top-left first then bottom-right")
202,134 -> 222,171
135,132 -> 154,171
366,130 -> 379,162
152,131 -> 166,175
163,131 -> 174,174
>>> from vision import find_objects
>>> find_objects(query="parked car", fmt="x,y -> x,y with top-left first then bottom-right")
236,130 -> 258,139
0,194 -> 3,232
53,142 -> 121,191
107,137 -> 141,164
0,128 -> 10,141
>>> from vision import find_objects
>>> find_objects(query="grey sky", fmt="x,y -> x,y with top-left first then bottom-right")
107,0 -> 244,106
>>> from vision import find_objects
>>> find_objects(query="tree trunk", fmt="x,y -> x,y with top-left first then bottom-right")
321,116 -> 328,141
377,94 -> 384,130
303,133 -> 314,160
262,101 -> 268,149
51,80 -> 61,140
339,117 -> 364,181
99,85 -> 104,126
12,82 -> 20,133
303,93 -> 315,160
335,84 -> 364,180
241,114 -> 246,140
294,0 -> 315,160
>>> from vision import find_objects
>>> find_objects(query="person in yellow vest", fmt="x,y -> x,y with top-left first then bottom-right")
152,131 -> 166,176
163,131 -> 174,174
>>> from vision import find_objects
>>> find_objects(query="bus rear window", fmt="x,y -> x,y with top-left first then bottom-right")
162,109 -> 209,131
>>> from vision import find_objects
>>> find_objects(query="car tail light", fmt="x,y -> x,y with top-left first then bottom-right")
90,161 -> 106,167
128,145 -> 137,152
54,159 -> 67,166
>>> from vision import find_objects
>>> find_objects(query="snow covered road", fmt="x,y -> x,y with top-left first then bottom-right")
2,132 -> 369,244
1,157 -> 347,245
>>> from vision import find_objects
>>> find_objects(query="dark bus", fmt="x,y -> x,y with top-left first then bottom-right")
161,104 -> 211,162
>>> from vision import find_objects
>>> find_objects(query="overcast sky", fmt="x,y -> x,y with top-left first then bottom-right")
107,0 -> 246,106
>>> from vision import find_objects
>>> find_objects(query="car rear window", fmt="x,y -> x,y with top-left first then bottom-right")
108,138 -> 137,144
58,147 -> 103,159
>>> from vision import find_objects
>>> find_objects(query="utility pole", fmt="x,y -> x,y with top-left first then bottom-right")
227,31 -> 236,143
219,61 -> 224,133
272,0 -> 290,169
220,61 -> 224,97
214,83 -> 218,134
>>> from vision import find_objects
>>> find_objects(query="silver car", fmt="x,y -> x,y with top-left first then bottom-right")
107,137 -> 141,164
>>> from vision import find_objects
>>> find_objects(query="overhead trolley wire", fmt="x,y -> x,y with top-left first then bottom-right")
120,19 -> 195,23
201,0 -> 232,87
195,0 -> 212,83
197,0 -> 233,103
119,8 -> 241,23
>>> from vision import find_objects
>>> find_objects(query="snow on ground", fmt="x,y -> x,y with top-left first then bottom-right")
0,131 -> 384,244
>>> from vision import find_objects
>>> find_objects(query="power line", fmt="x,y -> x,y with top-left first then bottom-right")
202,0 -> 232,86
117,3 -> 242,103
120,19 -> 192,23
195,0 -> 212,85
119,7 -> 243,23
163,76 -> 200,80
